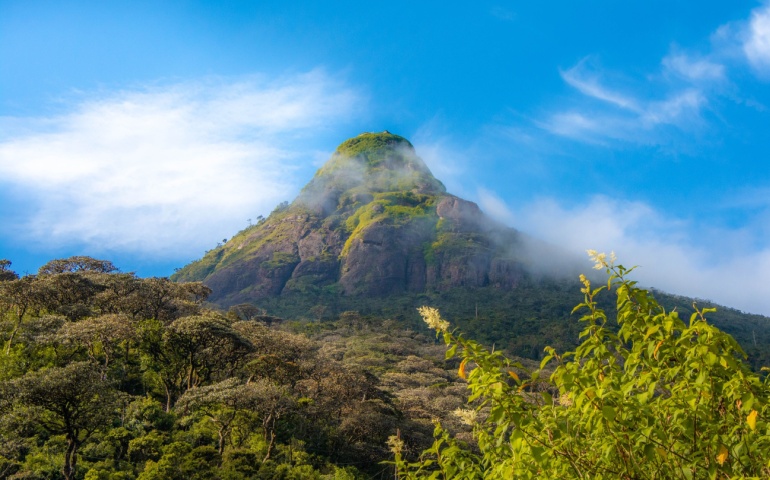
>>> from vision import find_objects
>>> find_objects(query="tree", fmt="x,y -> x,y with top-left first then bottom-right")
164,314 -> 253,391
136,442 -> 218,480
5,260 -> 209,325
227,303 -> 265,322
175,378 -> 293,457
38,256 -> 118,275
140,314 -> 253,411
0,276 -> 39,354
394,252 -> 770,478
136,277 -> 211,323
176,379 -> 253,455
234,322 -> 315,386
54,314 -> 137,375
0,260 -> 18,282
2,361 -> 121,480
34,270 -> 106,321
91,274 -> 210,322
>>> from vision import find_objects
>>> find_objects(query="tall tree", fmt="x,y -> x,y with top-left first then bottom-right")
38,256 -> 118,275
0,260 -> 18,282
140,314 -> 253,411
2,361 -> 121,480
0,276 -> 39,354
134,277 -> 211,323
164,314 -> 253,391
175,378 -> 286,455
54,314 -> 137,376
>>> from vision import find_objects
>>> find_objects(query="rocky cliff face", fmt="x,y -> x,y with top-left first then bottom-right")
173,132 -> 530,306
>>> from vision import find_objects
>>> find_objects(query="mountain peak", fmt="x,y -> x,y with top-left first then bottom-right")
335,131 -> 414,156
173,133 -> 527,305
304,132 -> 445,201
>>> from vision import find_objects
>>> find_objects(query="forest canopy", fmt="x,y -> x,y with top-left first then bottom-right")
2,253 -> 770,479
0,257 -> 467,479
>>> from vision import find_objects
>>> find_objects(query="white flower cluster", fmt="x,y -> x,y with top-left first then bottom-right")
453,407 -> 478,426
387,434 -> 404,455
579,273 -> 590,294
417,306 -> 450,332
587,249 -> 616,270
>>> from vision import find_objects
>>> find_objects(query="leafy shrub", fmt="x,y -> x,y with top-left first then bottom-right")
394,252 -> 770,478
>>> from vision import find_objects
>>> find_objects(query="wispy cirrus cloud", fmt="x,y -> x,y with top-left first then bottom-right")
468,2 -> 770,316
540,56 -> 712,145
662,53 -> 726,83
540,2 -> 770,147
0,70 -> 362,260
559,61 -> 641,112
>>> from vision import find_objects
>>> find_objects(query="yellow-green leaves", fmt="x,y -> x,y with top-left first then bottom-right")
717,445 -> 729,465
748,409 -> 758,431
399,256 -> 770,479
601,405 -> 616,422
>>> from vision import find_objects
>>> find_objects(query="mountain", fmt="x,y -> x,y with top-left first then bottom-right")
173,132 -> 770,367
173,131 -> 556,305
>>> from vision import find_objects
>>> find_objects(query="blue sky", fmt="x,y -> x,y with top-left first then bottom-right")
2,0 -> 770,314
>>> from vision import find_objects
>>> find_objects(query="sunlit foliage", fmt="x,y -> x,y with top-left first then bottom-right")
394,253 -> 770,478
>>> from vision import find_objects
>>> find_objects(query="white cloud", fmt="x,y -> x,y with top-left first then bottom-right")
476,192 -> 770,316
543,112 -> 600,137
540,1 -> 770,147
560,61 -> 641,112
538,111 -> 627,144
0,71 -> 362,259
743,2 -> 770,75
662,53 -> 726,82
544,56 -> 714,145
476,188 -> 517,225
642,89 -> 706,127
411,125 -> 471,198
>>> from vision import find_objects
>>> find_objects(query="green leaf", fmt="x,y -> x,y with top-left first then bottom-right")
446,343 -> 458,359
644,443 -> 656,461
602,405 -> 616,422
644,325 -> 661,340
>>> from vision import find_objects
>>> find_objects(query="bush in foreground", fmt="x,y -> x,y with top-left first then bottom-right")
394,252 -> 770,479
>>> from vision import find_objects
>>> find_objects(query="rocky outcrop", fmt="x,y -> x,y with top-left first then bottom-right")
339,218 -> 435,295
173,132 -> 530,306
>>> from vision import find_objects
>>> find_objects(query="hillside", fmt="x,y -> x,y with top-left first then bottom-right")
173,132 -> 770,367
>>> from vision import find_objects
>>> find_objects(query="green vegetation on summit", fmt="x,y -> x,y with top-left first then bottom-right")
311,132 -> 445,194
